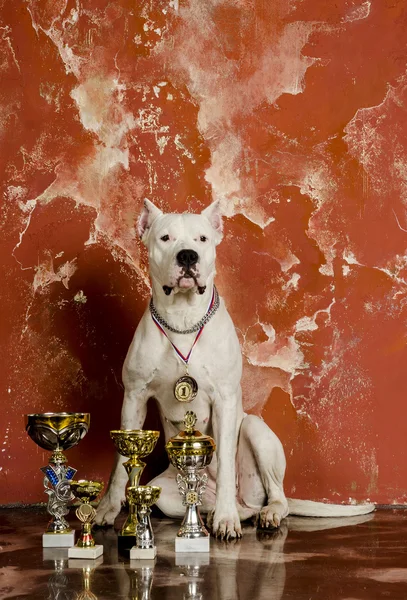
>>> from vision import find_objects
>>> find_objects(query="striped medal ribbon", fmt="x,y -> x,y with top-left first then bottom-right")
151,288 -> 216,402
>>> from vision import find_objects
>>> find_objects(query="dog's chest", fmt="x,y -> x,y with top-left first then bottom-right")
147,340 -> 214,426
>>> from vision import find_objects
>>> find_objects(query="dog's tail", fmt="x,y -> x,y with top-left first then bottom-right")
287,498 -> 375,518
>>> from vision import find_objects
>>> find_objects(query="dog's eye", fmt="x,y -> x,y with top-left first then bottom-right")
200,236 -> 208,242
160,234 -> 170,242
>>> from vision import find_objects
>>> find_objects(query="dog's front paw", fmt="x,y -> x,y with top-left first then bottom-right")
95,490 -> 124,526
209,509 -> 242,540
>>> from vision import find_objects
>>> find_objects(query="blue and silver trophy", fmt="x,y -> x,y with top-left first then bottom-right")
25,412 -> 90,546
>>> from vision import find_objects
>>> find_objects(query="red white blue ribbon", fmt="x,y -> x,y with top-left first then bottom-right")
151,288 -> 216,367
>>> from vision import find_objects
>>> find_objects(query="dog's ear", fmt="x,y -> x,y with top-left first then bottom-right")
201,200 -> 223,242
138,199 -> 163,240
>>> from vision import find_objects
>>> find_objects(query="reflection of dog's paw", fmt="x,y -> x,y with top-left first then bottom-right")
258,503 -> 286,529
210,509 -> 242,540
94,491 -> 124,526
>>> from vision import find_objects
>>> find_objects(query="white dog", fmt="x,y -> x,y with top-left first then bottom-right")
95,200 -> 374,539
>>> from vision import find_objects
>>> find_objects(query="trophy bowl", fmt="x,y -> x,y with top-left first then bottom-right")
127,485 -> 161,508
110,430 -> 160,459
71,480 -> 104,504
26,412 -> 90,452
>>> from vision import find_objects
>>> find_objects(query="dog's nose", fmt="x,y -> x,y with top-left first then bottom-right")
177,249 -> 198,268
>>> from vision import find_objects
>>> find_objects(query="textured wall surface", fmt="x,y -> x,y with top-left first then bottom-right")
1,0 -> 407,506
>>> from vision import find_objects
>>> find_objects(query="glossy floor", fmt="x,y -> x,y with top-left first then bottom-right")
1,508 -> 406,599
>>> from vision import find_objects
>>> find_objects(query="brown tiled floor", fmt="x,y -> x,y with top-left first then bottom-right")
1,508 -> 406,599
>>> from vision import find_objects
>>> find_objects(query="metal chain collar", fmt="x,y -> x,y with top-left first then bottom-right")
149,286 -> 220,334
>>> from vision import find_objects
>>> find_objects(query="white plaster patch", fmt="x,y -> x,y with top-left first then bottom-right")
33,257 -> 77,293
73,290 -> 87,304
343,250 -> 361,265
172,3 -> 323,230
295,299 -> 336,333
27,5 -> 83,77
243,321 -> 304,374
283,273 -> 301,290
358,568 -> 407,583
343,1 -> 371,23
0,25 -> 21,73
71,77 -> 136,148
279,252 -> 301,273
174,134 -> 196,163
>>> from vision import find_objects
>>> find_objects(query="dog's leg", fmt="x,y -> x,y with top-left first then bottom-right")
95,386 -> 148,526
148,465 -> 184,518
238,415 -> 289,529
210,387 -> 242,540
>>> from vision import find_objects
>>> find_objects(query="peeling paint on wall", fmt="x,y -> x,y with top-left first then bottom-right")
1,0 -> 407,505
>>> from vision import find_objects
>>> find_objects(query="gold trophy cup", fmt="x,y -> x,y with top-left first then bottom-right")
110,430 -> 160,552
68,480 -> 104,559
127,485 -> 161,559
25,412 -> 90,547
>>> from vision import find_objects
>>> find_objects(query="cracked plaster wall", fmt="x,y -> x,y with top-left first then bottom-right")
1,0 -> 407,505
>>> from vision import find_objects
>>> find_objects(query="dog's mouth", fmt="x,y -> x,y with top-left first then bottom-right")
163,271 -> 206,296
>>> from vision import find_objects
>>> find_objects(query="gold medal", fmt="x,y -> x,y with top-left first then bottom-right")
174,375 -> 198,403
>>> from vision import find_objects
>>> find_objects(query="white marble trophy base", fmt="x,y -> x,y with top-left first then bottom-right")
43,532 -> 75,548
68,545 -> 103,559
68,556 -> 104,569
130,546 -> 157,560
175,536 -> 210,553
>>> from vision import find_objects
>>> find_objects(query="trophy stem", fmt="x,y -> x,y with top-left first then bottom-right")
123,457 -> 146,487
121,501 -> 139,536
121,457 -> 146,536
50,447 -> 67,465
177,471 -> 209,539
136,506 -> 154,549
41,453 -> 76,535
77,521 -> 95,548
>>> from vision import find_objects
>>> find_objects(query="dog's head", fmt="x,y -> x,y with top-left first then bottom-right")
138,199 -> 223,296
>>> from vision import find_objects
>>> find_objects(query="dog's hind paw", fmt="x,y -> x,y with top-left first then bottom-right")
94,491 -> 123,526
258,502 -> 287,530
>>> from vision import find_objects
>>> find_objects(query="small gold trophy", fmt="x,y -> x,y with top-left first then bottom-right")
166,412 -> 216,553
25,412 -> 90,547
68,480 -> 104,559
110,430 -> 160,552
127,485 -> 161,560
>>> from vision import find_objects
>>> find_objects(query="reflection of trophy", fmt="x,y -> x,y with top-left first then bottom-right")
43,548 -> 76,600
128,561 -> 155,600
176,553 -> 210,600
68,557 -> 103,600
69,480 -> 104,559
110,430 -> 160,551
165,412 -> 216,553
127,485 -> 161,559
25,412 -> 90,547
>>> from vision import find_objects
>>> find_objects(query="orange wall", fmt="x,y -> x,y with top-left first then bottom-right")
1,0 -> 407,505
